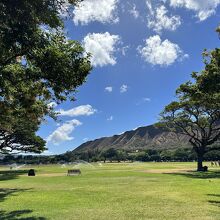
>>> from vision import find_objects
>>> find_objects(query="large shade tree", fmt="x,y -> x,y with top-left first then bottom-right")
160,49 -> 220,171
0,0 -> 92,154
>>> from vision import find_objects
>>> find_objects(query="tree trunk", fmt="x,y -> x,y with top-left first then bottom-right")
197,153 -> 204,171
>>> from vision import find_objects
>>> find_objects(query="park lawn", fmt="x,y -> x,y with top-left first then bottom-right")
0,162 -> 219,220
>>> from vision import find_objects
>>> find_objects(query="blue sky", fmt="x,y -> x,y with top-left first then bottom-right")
39,0 -> 220,154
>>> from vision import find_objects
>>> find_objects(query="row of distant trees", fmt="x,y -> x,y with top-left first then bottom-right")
66,147 -> 220,163
1,146 -> 220,165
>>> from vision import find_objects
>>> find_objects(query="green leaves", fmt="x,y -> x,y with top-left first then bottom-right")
0,1 -> 92,154
160,48 -> 220,154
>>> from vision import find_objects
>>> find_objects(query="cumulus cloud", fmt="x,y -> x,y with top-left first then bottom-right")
58,105 -> 97,117
83,138 -> 88,142
59,0 -> 72,16
146,0 -> 154,16
143,97 -> 151,102
42,150 -> 54,155
73,0 -> 119,25
47,120 -> 82,145
105,86 -> 113,92
129,4 -> 140,19
107,116 -> 114,121
121,45 -> 130,56
138,35 -> 188,66
136,97 -> 151,105
147,4 -> 181,33
169,0 -> 220,21
120,84 -> 128,93
83,32 -> 120,67
47,102 -> 58,108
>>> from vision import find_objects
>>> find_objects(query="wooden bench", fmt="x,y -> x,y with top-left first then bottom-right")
67,169 -> 81,176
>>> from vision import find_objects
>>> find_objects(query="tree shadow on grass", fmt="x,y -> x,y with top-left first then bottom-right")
0,170 -> 28,181
0,189 -> 47,219
208,194 -> 220,197
0,188 -> 30,202
208,200 -> 220,207
0,187 -> 47,219
0,210 -> 46,220
165,170 -> 220,179
207,194 -> 220,207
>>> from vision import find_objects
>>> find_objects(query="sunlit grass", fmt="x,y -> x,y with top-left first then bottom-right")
0,162 -> 219,219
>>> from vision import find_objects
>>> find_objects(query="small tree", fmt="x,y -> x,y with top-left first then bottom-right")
160,50 -> 220,171
115,150 -> 127,162
102,148 -> 118,162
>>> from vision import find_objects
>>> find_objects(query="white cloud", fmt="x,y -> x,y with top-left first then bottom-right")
169,0 -> 220,21
83,138 -> 89,142
147,4 -> 181,33
83,32 -> 120,67
146,0 -> 154,16
47,120 -> 82,145
105,86 -> 113,92
42,150 -> 54,155
58,0 -> 71,17
121,45 -> 130,56
118,131 -> 125,135
129,4 -> 140,19
138,35 -> 188,66
47,102 -> 58,108
132,126 -> 141,131
143,97 -> 151,102
73,0 -> 119,25
58,105 -> 97,117
107,116 -> 114,121
120,84 -> 128,93
136,97 -> 151,105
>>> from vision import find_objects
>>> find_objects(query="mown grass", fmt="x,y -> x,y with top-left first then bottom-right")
0,162 -> 219,220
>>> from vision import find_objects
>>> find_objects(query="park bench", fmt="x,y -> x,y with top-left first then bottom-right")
67,169 -> 81,176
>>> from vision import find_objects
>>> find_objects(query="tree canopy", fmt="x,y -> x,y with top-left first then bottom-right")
0,0 -> 92,154
160,49 -> 220,171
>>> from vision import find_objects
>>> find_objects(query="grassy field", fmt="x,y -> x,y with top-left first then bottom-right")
0,162 -> 219,220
